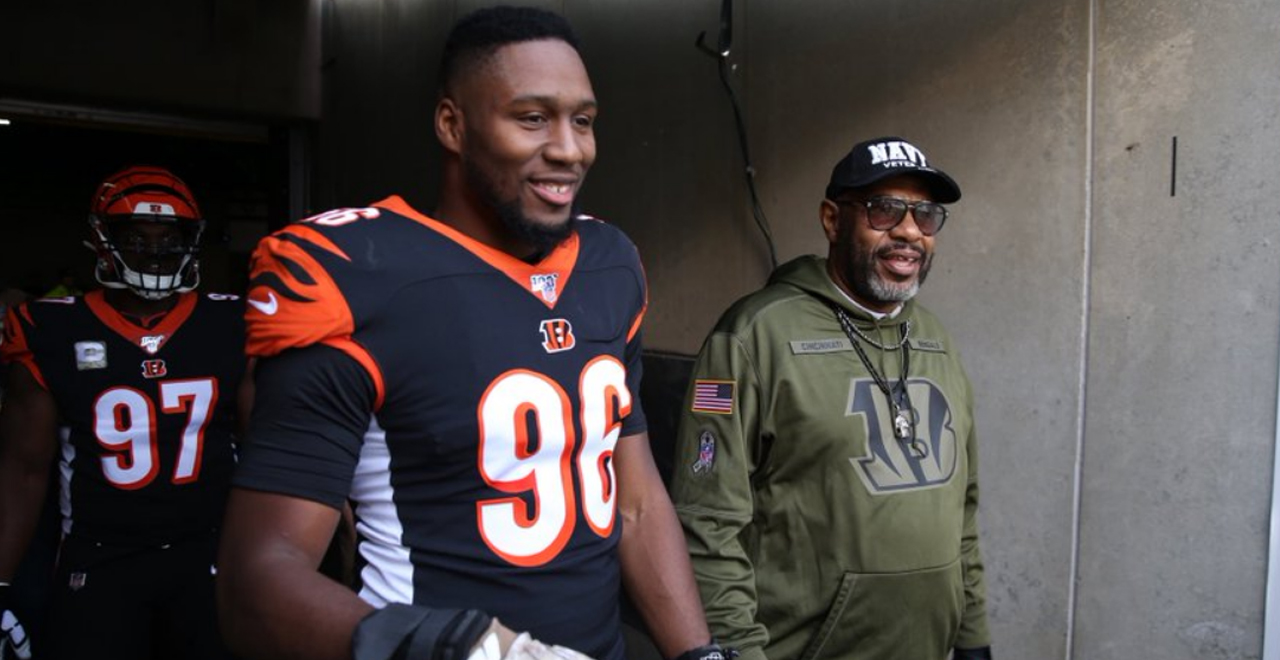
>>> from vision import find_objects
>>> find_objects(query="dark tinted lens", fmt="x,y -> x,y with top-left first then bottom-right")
911,202 -> 947,236
864,198 -> 907,230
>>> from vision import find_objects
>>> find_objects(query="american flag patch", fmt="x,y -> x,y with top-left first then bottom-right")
692,380 -> 735,415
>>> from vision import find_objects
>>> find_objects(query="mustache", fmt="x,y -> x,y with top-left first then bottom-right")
876,241 -> 926,259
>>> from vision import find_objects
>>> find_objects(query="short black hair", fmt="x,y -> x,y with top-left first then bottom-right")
438,5 -> 581,97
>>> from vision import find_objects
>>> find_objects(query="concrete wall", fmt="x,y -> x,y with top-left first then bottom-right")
314,2 -> 1280,658
1080,1 -> 1280,658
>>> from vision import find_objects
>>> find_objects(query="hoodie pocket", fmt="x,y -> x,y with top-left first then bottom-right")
797,573 -> 858,660
796,559 -> 965,660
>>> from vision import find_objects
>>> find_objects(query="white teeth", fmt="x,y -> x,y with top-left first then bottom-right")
540,183 -> 570,194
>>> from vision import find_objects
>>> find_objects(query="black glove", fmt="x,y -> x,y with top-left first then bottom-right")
0,584 -> 32,660
670,642 -> 738,660
953,646 -> 992,660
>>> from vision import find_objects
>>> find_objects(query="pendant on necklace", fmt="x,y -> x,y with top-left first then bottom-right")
893,410 -> 913,441
893,408 -> 927,458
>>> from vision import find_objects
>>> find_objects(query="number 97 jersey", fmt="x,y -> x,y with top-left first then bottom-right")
235,196 -> 649,660
1,291 -> 245,545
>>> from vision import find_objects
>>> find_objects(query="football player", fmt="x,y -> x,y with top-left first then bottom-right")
216,7 -> 725,660
0,166 -> 248,660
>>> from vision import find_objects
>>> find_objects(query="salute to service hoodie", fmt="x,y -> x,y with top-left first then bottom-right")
671,255 -> 990,660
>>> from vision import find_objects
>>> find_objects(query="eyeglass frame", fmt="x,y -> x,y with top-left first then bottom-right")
832,196 -> 949,237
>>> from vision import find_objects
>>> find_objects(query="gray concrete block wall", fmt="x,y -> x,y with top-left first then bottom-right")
1077,1 -> 1280,658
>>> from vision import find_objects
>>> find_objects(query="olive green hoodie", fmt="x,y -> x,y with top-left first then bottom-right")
671,255 -> 990,660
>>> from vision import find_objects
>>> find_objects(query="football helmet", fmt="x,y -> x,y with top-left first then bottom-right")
88,165 -> 204,300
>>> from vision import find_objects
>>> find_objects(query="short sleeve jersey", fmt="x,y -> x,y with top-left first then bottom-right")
1,291 -> 246,545
234,196 -> 648,660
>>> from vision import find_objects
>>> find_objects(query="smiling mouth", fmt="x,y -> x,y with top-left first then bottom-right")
878,249 -> 923,277
531,180 -> 576,207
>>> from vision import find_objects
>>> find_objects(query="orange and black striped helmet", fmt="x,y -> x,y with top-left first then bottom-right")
88,166 -> 205,300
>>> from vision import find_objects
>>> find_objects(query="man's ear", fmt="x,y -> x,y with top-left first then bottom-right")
435,97 -> 464,155
819,199 -> 841,244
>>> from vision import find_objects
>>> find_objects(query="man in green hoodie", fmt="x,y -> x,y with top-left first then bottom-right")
670,137 -> 992,660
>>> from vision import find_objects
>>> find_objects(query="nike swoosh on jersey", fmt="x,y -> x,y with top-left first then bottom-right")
247,292 -> 279,315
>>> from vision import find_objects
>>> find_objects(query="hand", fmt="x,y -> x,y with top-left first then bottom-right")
0,586 -> 32,660
467,618 -> 595,660
952,646 -> 992,660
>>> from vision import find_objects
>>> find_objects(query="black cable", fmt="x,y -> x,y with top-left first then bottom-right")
697,0 -> 778,272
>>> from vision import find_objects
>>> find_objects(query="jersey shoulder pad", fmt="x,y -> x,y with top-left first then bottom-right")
0,302 -> 34,363
0,301 -> 56,386
297,206 -> 384,230
575,216 -> 641,264
196,292 -> 247,334
3,295 -> 82,339
244,221 -> 358,358
571,217 -> 647,342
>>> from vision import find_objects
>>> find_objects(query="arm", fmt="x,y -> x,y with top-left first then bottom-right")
217,345 -> 377,660
669,334 -> 769,660
232,356 -> 353,586
218,346 -> 534,660
616,431 -> 711,659
0,363 -> 57,582
218,489 -> 372,660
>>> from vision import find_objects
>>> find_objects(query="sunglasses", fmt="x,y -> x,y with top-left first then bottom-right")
836,196 -> 949,237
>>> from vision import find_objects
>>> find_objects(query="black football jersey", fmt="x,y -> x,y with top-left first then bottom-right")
236,196 -> 649,660
1,291 -> 246,545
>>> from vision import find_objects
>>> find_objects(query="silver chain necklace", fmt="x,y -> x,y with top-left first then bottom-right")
833,306 -> 926,457
842,315 -> 912,351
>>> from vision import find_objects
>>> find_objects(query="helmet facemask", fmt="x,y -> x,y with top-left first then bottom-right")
89,216 -> 204,300
87,166 -> 204,301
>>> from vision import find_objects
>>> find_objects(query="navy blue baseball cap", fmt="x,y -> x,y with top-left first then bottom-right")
825,136 -> 961,203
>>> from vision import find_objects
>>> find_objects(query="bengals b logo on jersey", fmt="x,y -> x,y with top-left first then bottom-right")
539,319 -> 575,353
141,359 -> 168,379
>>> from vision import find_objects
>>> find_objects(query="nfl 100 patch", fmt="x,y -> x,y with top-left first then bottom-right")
691,379 -> 735,415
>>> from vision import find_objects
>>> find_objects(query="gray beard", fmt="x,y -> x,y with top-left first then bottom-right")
849,243 -> 933,305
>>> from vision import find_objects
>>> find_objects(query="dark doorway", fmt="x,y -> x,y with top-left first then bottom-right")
0,106 -> 297,299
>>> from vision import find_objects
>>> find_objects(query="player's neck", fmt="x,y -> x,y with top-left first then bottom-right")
104,288 -> 181,328
434,199 -> 540,262
435,166 -> 545,262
